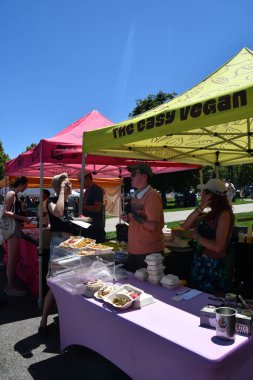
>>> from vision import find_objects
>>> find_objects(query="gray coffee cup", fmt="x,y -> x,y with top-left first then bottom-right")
216,307 -> 236,341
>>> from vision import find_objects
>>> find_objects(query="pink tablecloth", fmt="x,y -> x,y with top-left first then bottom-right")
48,275 -> 253,380
5,239 -> 39,296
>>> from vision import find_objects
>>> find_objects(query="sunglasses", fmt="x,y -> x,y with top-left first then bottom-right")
130,171 -> 143,178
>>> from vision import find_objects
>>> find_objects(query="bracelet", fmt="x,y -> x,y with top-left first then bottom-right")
195,207 -> 203,214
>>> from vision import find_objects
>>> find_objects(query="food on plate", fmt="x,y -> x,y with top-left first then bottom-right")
84,279 -> 104,292
87,243 -> 113,254
95,284 -> 115,299
112,294 -> 132,307
59,236 -> 95,248
76,250 -> 96,256
88,243 -> 112,250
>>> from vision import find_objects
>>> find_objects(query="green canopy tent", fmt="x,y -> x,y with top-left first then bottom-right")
82,47 -> 253,170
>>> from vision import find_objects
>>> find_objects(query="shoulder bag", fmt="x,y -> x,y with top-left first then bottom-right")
0,205 -> 16,244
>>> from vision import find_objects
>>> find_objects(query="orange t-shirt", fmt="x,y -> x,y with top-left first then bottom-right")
127,188 -> 164,254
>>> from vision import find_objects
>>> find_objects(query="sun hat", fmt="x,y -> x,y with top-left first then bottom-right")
197,178 -> 227,196
127,163 -> 153,179
51,172 -> 68,191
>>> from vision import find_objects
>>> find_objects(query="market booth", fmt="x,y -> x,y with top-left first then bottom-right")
50,47 -> 253,378
3,110 -> 199,304
47,249 -> 253,380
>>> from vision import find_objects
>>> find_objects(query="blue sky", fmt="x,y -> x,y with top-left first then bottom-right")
1,0 -> 253,159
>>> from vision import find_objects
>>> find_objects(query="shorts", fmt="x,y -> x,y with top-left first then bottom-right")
8,222 -> 22,239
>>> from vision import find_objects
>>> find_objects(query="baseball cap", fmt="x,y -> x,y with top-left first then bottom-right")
51,172 -> 68,191
127,163 -> 153,179
197,179 -> 227,196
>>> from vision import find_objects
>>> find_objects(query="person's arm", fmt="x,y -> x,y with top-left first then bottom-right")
181,192 -> 213,230
3,192 -> 31,223
48,180 -> 69,217
196,210 -> 232,256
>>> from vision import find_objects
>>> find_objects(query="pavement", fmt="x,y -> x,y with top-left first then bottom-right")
1,202 -> 253,380
105,202 -> 253,232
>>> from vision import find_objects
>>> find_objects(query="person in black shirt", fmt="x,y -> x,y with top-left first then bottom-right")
38,172 -> 76,337
81,173 -> 106,243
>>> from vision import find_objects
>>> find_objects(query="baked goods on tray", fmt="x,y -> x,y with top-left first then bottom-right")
59,236 -> 95,249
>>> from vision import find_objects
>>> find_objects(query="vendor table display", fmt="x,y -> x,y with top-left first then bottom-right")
4,227 -> 51,296
48,272 -> 253,380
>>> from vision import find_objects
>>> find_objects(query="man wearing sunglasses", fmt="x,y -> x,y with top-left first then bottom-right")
121,164 -> 164,272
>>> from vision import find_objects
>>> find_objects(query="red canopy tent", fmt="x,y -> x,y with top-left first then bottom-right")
4,110 -> 200,307
5,110 -> 199,178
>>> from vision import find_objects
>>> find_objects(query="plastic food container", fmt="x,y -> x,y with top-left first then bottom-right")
134,268 -> 149,281
147,263 -> 165,274
84,279 -> 104,293
104,284 -> 143,306
160,274 -> 180,289
109,293 -> 133,309
145,253 -> 164,265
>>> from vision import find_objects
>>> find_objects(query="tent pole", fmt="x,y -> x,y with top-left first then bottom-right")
199,168 -> 203,185
79,148 -> 87,215
38,144 -> 44,309
119,168 -> 123,224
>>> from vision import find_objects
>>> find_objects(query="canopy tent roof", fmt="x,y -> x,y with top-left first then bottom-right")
4,110 -> 199,178
0,176 -> 122,189
83,48 -> 253,168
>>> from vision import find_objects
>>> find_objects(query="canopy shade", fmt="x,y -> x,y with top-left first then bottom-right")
0,176 -> 123,189
5,110 -> 199,178
83,48 -> 253,167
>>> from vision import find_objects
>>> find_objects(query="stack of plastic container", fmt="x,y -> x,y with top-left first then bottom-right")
145,253 -> 165,285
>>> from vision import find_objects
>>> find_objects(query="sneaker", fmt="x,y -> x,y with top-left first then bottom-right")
4,288 -> 26,297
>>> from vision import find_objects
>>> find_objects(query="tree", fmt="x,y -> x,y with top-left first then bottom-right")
128,90 -> 177,118
23,143 -> 36,153
0,141 -> 10,180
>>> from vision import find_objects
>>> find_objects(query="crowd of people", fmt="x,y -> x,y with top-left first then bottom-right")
0,167 -> 241,337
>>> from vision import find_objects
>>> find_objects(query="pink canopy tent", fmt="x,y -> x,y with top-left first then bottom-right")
4,109 -> 200,307
5,110 -> 199,178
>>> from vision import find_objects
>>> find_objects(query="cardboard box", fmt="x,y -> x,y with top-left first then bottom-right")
200,305 -> 253,336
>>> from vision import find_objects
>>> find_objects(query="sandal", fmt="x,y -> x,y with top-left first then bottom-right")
4,288 -> 26,297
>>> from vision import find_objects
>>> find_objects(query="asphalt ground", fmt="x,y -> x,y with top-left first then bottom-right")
1,202 -> 253,380
0,246 -> 131,380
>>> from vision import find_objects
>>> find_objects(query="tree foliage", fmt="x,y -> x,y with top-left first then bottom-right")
23,143 -> 37,153
0,141 -> 10,180
128,90 -> 177,118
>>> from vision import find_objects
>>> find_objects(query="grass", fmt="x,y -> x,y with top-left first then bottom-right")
166,212 -> 253,229
105,198 -> 253,238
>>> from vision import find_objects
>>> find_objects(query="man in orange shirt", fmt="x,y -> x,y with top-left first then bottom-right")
121,164 -> 164,272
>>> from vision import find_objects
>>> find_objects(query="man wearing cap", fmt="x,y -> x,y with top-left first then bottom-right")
121,164 -> 164,272
181,178 -> 234,294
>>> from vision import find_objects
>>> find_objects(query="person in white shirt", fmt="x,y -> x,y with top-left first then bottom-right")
225,179 -> 236,206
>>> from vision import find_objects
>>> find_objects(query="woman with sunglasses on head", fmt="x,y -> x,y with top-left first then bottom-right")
38,173 -> 76,337
181,179 -> 234,294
